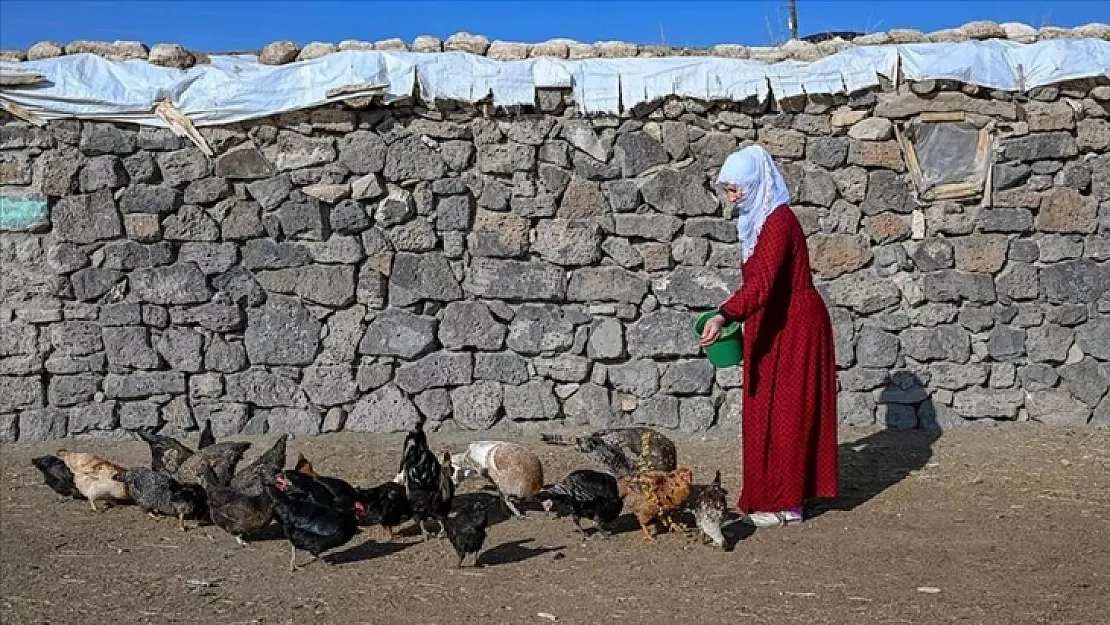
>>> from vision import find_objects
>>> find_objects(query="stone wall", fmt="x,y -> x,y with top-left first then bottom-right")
2,74 -> 1110,443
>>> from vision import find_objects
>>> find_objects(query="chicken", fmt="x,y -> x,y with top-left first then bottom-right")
454,441 -> 544,519
689,470 -> 728,549
116,467 -> 207,531
617,467 -> 694,542
293,453 -> 316,476
31,455 -> 85,500
199,465 -> 273,546
540,427 -> 677,477
267,484 -> 363,572
538,469 -> 623,540
274,469 -> 359,513
132,428 -> 195,474
445,499 -> 494,568
197,419 -> 215,450
55,450 -> 131,511
228,434 -> 288,497
175,441 -> 251,486
400,423 -> 454,539
355,481 -> 412,538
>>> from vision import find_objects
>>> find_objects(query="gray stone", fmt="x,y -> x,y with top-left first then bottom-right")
331,199 -> 371,234
163,205 -> 220,241
987,326 -> 1026,361
321,407 -> 346,433
224,369 -> 303,407
214,145 -> 274,180
16,408 -> 67,442
390,252 -> 464,306
587,318 -> 624,360
101,241 -> 173,271
921,270 -> 997,304
171,301 -> 244,333
467,210 -> 529,258
1077,318 -> 1110,361
68,402 -> 118,435
473,352 -> 529,384
602,179 -> 641,213
659,359 -> 713,395
384,135 -> 447,181
337,130 -> 387,174
156,149 -> 210,187
993,162 -> 1031,190
997,263 -> 1040,302
258,408 -> 320,436
683,218 -> 737,243
503,380 -> 560,421
119,402 -> 162,430
242,239 -> 310,270
1026,390 -> 1091,426
901,326 -> 970,363
192,403 -> 249,438
1020,364 -> 1060,392
395,351 -> 472,394
562,383 -> 613,428
1041,260 -> 1109,304
678,396 -> 716,433
245,176 -> 292,211
632,394 -> 680,428
435,194 -> 474,231
47,375 -> 101,407
957,305 -> 995,332
50,322 -> 102,356
627,310 -> 700,358
155,326 -> 203,372
79,155 -> 128,192
856,325 -> 901,368
1001,132 -> 1078,162
1026,324 -> 1075,363
256,265 -> 356,307
277,200 -> 326,240
438,301 -> 507,350
359,309 -> 437,359
413,388 -> 453,423
102,326 -> 162,370
34,148 -> 83,196
567,267 -> 648,304
613,214 -> 683,242
465,258 -> 566,302
389,219 -> 438,252
103,372 -> 186,399
927,363 -> 988,390
640,167 -> 718,216
302,366 -> 359,407
355,362 -> 392,392
614,131 -> 668,176
1059,358 -> 1110,408
534,356 -> 592,382
346,384 -> 420,433
119,184 -> 182,215
189,374 -> 223,400
178,242 -> 238,275
376,188 -> 416,227
534,219 -> 602,265
79,124 -> 135,155
70,267 -> 124,302
978,208 -> 1033,234
861,170 -> 914,215
244,295 -> 321,366
52,190 -> 122,244
263,132 -> 335,171
652,266 -> 742,308
218,200 -> 265,240
822,271 -> 901,314
506,304 -> 575,355
130,263 -> 211,305
912,238 -> 954,271
952,388 -> 1024,419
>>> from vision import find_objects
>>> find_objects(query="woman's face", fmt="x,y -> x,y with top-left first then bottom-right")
723,184 -> 743,205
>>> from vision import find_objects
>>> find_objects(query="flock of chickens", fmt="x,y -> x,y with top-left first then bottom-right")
29,420 -> 730,571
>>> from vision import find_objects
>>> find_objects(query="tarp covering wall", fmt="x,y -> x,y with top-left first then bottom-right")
1,38 -> 1108,127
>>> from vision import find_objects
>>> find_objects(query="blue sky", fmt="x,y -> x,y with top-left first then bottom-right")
1,1 -> 1108,52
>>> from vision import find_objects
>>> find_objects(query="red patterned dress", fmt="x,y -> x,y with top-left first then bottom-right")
719,203 -> 839,513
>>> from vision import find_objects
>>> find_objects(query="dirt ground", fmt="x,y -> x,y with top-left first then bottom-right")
2,423 -> 1109,625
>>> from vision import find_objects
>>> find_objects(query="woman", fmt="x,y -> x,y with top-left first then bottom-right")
699,144 -> 838,528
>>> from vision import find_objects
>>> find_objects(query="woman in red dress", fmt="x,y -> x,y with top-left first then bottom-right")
699,144 -> 839,528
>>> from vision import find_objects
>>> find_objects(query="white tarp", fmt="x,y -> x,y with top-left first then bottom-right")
1,38 -> 1107,127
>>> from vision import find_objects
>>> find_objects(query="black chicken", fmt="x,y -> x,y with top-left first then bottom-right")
197,419 -> 215,450
275,469 -> 359,512
116,467 -> 207,531
445,500 -> 494,568
132,427 -> 196,474
31,455 -> 85,500
400,423 -> 454,539
267,484 -> 362,572
355,481 -> 413,537
539,469 -> 623,539
540,427 -> 677,478
200,465 -> 274,546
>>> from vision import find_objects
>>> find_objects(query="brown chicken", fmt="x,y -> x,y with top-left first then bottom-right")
55,450 -> 131,511
617,467 -> 694,542
294,453 -> 316,476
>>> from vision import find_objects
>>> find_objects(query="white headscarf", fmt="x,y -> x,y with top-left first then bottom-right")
716,144 -> 792,262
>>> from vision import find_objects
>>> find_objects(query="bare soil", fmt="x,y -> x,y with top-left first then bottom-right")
3,424 -> 1109,625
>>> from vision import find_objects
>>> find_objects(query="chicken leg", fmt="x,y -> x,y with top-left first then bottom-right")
178,514 -> 188,532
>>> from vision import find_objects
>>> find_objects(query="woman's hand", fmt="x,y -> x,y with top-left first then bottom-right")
699,314 -> 727,346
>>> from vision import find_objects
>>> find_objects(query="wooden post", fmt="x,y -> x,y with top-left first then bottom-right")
788,0 -> 800,40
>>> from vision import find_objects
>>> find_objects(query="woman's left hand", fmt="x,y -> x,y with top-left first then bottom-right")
699,314 -> 727,346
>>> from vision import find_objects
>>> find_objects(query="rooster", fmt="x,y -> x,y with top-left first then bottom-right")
540,427 -> 677,478
55,450 -> 131,511
539,469 -> 623,540
689,470 -> 728,549
617,467 -> 694,542
399,422 -> 454,539
267,484 -> 363,572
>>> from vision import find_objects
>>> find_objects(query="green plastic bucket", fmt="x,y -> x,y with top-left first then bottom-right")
693,310 -> 743,369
